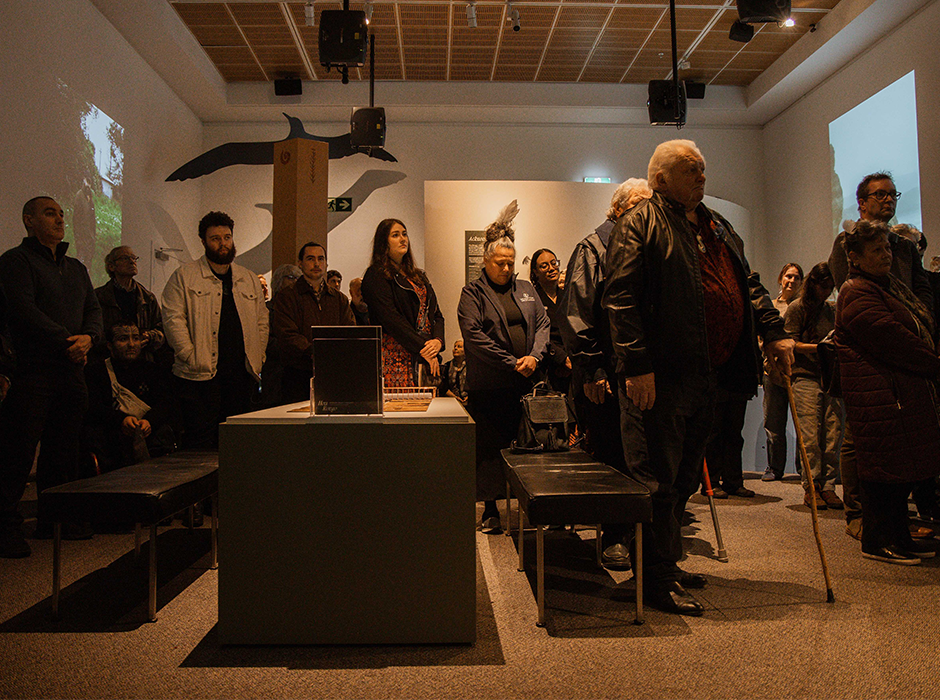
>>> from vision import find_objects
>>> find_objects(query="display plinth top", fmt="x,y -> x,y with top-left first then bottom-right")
224,396 -> 472,425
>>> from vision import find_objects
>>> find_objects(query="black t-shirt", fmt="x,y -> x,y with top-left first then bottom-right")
113,283 -> 138,322
213,268 -> 246,377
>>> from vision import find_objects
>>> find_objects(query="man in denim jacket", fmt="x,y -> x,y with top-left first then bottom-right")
162,211 -> 268,448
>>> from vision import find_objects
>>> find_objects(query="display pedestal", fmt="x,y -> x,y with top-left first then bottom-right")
218,398 -> 476,645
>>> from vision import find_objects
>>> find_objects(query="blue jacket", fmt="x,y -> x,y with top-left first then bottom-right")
457,271 -> 550,392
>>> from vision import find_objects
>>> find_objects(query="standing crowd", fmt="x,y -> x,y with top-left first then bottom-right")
1,141 -> 937,624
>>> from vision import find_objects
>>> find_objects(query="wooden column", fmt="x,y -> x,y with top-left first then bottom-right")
272,138 -> 328,271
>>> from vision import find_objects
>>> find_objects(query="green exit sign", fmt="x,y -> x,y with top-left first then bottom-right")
328,197 -> 352,212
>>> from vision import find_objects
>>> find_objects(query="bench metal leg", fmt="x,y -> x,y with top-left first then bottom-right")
635,522 -> 644,624
517,508 -> 525,572
148,524 -> 158,622
52,523 -> 62,619
536,524 -> 545,627
186,506 -> 195,531
210,493 -> 218,570
134,523 -> 142,562
595,525 -> 603,567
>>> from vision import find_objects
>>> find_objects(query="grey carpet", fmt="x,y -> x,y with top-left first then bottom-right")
2,474 -> 939,699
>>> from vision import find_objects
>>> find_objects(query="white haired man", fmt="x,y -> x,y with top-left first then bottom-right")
602,140 -> 793,615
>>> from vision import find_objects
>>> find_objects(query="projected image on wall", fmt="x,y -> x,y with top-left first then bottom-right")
54,79 -> 124,284
828,71 -> 921,235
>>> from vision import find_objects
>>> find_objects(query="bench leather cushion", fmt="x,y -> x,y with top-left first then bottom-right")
38,451 -> 218,525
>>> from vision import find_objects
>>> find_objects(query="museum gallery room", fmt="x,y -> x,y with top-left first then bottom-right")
2,0 -> 940,697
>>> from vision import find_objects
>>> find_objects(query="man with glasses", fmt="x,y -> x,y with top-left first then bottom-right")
94,246 -> 166,364
829,172 -> 933,542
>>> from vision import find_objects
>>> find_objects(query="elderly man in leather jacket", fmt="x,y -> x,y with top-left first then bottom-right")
602,140 -> 794,616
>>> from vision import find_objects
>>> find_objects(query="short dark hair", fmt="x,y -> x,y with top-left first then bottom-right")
198,211 -> 235,240
298,242 -> 326,261
326,269 -> 341,282
844,219 -> 890,257
21,196 -> 56,231
106,321 -> 140,344
855,172 -> 894,204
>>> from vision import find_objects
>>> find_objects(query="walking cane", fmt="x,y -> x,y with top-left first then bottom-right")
784,375 -> 836,603
701,460 -> 729,562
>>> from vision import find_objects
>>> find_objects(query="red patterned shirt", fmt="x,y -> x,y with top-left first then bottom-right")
691,213 -> 744,368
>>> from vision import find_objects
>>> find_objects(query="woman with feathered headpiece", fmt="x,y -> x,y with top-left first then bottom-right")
457,200 -> 551,533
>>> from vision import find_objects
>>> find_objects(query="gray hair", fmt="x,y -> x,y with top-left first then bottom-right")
647,139 -> 705,185
483,237 -> 515,260
271,263 -> 302,295
607,178 -> 653,219
104,246 -> 132,279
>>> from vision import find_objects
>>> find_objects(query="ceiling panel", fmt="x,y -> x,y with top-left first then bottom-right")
170,1 -> 842,87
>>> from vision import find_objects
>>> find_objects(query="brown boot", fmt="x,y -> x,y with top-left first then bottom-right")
804,488 -> 827,510
820,490 -> 844,509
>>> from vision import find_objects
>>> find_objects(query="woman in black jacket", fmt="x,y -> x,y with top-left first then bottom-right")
361,219 -> 444,387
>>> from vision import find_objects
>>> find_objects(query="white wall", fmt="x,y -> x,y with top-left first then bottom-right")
0,0 -> 202,293
760,0 -> 940,279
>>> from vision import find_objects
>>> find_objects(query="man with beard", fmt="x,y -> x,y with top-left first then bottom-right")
161,211 -> 268,448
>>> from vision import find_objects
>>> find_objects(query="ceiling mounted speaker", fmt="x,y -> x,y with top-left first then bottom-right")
736,0 -> 791,24
274,78 -> 302,96
648,80 -> 686,126
729,20 -> 755,43
350,107 -> 386,147
685,81 -> 706,100
318,10 -> 368,68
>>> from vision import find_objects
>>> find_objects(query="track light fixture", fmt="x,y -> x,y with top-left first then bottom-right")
507,2 -> 520,31
466,1 -> 477,28
364,1 -> 373,25
304,1 -> 315,27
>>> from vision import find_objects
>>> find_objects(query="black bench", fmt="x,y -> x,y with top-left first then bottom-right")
501,448 -> 652,626
38,450 -> 219,622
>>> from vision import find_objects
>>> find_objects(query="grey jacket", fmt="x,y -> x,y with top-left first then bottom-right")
457,272 -> 550,392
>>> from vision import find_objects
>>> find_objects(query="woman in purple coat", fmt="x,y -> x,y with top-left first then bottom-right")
836,220 -> 940,565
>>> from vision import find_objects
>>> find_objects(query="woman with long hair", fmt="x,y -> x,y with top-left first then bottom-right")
836,220 -> 940,564
361,219 -> 444,388
761,262 -> 804,481
529,247 -> 570,393
784,262 -> 843,509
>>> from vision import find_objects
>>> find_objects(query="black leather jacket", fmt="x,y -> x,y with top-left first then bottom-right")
557,218 -> 616,388
602,191 -> 787,395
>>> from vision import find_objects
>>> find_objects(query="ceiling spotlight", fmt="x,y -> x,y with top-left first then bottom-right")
466,1 -> 477,28
364,1 -> 373,25
508,2 -> 520,31
304,1 -> 315,27
781,17 -> 795,27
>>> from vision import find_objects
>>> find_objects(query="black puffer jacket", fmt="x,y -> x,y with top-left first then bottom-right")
602,191 -> 786,395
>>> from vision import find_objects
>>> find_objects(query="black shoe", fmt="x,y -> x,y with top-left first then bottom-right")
710,488 -> 729,499
727,487 -> 756,498
900,540 -> 937,558
861,546 -> 921,565
601,543 -> 631,570
480,516 -> 502,534
644,581 -> 705,616
678,572 -> 708,589
0,529 -> 31,558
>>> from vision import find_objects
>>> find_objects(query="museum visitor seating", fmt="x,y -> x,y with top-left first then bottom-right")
38,450 -> 219,622
500,448 -> 652,626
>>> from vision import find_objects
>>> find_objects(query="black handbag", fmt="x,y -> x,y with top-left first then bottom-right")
511,382 -> 573,453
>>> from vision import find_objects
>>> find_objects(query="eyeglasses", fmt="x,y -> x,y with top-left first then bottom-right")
538,259 -> 559,270
865,189 -> 902,202
115,255 -> 139,263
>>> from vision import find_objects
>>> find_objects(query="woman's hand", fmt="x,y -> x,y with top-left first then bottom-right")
420,338 -> 442,363
515,356 -> 538,377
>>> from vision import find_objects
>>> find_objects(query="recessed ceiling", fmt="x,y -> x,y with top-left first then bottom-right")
170,0 -> 841,87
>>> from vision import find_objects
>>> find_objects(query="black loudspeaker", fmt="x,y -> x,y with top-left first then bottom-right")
274,78 -> 302,96
685,81 -> 706,100
318,10 -> 368,68
736,0 -> 791,23
729,20 -> 755,43
648,80 -> 687,126
350,107 -> 386,147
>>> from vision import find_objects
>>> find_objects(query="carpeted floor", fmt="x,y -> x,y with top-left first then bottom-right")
2,473 -> 939,699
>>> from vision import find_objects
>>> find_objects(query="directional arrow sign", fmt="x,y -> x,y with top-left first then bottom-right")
327,197 -> 353,212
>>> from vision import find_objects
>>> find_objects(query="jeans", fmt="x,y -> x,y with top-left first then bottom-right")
620,372 -> 716,586
762,376 -> 792,476
0,365 -> 88,531
841,425 -> 862,523
790,376 -> 844,492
